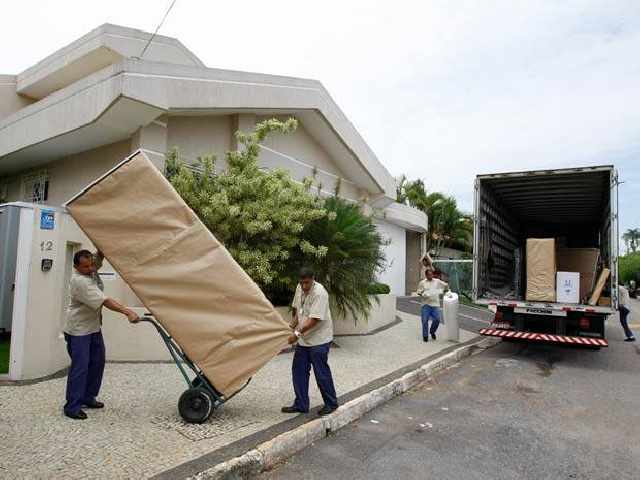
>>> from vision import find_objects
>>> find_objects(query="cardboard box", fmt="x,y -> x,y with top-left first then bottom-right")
526,238 -> 556,302
557,248 -> 599,302
556,271 -> 580,304
597,297 -> 611,307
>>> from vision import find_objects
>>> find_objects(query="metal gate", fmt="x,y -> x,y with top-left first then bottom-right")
432,259 -> 473,299
0,205 -> 20,332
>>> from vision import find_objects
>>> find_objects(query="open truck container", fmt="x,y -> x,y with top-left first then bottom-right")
472,165 -> 618,347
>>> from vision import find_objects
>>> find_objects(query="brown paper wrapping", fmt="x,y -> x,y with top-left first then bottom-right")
66,151 -> 291,396
526,238 -> 556,302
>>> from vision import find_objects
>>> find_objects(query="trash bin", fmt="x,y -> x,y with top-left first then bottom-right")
443,292 -> 459,342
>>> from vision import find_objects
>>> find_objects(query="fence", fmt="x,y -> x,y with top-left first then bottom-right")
432,259 -> 473,299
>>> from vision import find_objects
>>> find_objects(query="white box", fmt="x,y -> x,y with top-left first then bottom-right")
556,272 -> 580,303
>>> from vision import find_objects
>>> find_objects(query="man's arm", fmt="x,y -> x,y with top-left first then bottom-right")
103,298 -> 139,323
298,317 -> 319,335
288,317 -> 320,344
75,277 -> 139,323
290,307 -> 299,329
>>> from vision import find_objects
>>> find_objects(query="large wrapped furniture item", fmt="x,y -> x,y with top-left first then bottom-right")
526,238 -> 556,302
66,151 -> 291,397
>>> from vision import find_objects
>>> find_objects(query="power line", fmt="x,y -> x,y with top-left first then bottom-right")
137,0 -> 178,60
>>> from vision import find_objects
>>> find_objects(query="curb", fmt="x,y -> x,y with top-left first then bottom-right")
189,336 -> 500,480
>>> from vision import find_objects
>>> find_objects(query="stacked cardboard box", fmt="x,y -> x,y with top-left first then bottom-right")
556,248 -> 599,303
526,238 -> 556,302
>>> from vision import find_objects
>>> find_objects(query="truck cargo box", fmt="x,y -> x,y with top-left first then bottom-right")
473,166 -> 617,314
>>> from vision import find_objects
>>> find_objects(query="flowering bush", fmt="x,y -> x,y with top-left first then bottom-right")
167,118 -> 327,299
167,118 -> 386,319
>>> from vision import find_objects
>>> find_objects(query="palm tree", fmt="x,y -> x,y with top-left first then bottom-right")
302,197 -> 386,321
623,228 -> 640,254
397,177 -> 472,254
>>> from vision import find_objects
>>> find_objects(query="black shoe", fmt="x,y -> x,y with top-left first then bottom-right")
64,410 -> 87,420
624,337 -> 636,342
83,400 -> 104,409
431,333 -> 437,340
281,405 -> 306,414
423,337 -> 429,342
318,405 -> 338,416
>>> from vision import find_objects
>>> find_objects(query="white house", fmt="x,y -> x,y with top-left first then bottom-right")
0,24 -> 427,380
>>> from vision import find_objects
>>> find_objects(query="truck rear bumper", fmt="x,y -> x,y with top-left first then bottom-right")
479,328 -> 608,347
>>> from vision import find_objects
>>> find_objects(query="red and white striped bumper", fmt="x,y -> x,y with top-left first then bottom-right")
479,328 -> 608,347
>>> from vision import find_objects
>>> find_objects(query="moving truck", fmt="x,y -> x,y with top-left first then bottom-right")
473,166 -> 619,347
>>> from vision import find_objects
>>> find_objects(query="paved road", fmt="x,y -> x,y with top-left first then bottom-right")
261,320 -> 640,479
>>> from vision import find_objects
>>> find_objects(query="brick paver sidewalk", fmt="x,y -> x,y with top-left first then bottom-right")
0,311 -> 477,479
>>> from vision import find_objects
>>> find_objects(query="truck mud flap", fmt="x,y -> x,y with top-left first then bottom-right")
479,328 -> 608,347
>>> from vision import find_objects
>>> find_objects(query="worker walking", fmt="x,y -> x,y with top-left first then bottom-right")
619,283 -> 636,342
63,250 -> 140,420
282,268 -> 339,416
417,268 -> 449,342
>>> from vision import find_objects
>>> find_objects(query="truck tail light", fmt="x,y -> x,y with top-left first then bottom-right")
579,317 -> 590,329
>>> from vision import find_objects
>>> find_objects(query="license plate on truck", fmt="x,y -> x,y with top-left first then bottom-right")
514,307 -> 567,317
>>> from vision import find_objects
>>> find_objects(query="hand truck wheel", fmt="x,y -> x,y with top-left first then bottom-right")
178,388 -> 213,424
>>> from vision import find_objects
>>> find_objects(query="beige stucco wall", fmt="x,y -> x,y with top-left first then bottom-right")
0,75 -> 34,122
166,115 -> 233,169
163,114 -> 361,200
255,116 -> 360,200
1,140 -> 134,207
46,140 -> 133,206
257,115 -> 347,179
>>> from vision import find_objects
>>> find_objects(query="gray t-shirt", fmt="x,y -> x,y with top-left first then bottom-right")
64,273 -> 106,336
292,281 -> 333,347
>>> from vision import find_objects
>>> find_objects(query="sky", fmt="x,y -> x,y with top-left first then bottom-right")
1,0 -> 638,246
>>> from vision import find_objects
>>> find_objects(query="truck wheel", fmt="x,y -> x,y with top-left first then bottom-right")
178,388 -> 213,424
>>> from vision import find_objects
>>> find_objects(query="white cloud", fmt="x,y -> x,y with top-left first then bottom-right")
1,0 -> 638,233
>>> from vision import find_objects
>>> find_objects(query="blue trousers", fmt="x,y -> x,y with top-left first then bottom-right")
64,331 -> 105,414
292,343 -> 338,412
620,306 -> 634,339
421,305 -> 441,338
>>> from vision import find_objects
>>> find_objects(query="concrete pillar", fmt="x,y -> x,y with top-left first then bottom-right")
131,116 -> 168,171
231,114 -> 257,150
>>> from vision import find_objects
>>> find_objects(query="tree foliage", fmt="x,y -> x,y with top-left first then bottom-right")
397,176 -> 472,254
623,228 -> 640,254
300,196 -> 386,320
620,252 -> 640,284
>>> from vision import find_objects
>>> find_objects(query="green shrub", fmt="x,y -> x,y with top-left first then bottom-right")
367,282 -> 391,295
167,118 -> 328,301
